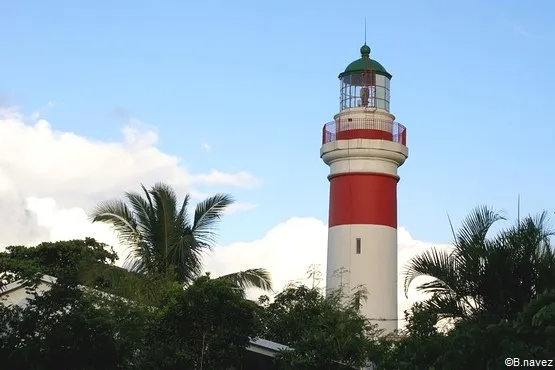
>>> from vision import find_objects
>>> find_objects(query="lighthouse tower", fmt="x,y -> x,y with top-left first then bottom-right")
320,44 -> 408,333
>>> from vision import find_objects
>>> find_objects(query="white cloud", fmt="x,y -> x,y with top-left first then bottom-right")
202,142 -> 211,151
204,218 -> 454,329
204,217 -> 328,299
190,170 -> 261,189
225,202 -> 259,215
25,197 -> 118,251
0,106 -> 259,250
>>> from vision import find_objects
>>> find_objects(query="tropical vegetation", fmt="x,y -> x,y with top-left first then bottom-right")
0,191 -> 554,369
90,182 -> 272,296
403,206 -> 555,324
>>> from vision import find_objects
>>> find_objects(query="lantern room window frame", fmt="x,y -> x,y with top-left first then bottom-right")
339,71 -> 390,112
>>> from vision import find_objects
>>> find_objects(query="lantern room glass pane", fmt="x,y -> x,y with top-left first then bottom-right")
340,73 -> 390,112
376,74 -> 386,87
376,86 -> 386,100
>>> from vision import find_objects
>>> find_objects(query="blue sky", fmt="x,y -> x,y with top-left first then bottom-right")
2,0 -> 555,246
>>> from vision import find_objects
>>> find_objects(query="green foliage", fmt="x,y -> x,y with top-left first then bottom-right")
90,183 -> 232,281
380,205 -> 555,369
1,273 -> 261,369
404,302 -> 439,338
142,275 -> 261,369
404,206 -> 555,323
374,303 -> 443,369
0,237 -> 172,306
217,268 -> 273,295
260,284 -> 380,369
3,237 -> 118,268
0,238 -> 117,290
0,282 -> 152,370
261,285 -> 325,345
432,314 -> 555,369
376,293 -> 555,369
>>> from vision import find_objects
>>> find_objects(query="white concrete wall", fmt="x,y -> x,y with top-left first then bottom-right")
327,224 -> 398,333
321,138 -> 408,179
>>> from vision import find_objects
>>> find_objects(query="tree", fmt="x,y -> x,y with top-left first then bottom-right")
0,238 -> 118,290
432,293 -> 555,370
0,239 -> 262,369
515,289 -> 555,357
403,205 -> 555,323
0,238 -> 169,306
144,275 -> 261,369
375,293 -> 555,370
0,276 -> 152,370
91,183 -> 272,293
261,281 -> 380,370
373,303 -> 443,370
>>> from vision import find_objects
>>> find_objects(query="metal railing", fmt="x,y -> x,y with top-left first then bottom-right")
322,117 -> 407,146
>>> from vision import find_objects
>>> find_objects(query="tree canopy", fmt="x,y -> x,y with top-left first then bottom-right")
403,205 -> 555,324
0,248 -> 262,370
260,283 -> 381,369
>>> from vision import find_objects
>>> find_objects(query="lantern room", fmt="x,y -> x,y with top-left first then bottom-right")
339,44 -> 392,112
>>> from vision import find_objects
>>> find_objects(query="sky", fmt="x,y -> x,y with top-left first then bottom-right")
1,0 -> 554,326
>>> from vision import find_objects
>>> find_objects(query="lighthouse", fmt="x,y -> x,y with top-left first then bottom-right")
320,44 -> 408,333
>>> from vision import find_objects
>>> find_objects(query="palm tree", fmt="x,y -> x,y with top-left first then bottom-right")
403,205 -> 555,323
90,182 -> 272,293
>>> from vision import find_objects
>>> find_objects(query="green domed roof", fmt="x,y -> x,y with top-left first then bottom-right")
338,44 -> 392,79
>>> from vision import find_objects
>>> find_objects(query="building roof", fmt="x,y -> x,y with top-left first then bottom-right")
338,44 -> 392,79
2,274 -> 57,294
248,338 -> 290,357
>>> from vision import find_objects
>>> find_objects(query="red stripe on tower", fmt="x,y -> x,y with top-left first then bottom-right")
328,172 -> 397,228
336,129 -> 393,141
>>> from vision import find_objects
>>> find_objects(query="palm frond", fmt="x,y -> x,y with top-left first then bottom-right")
403,248 -> 456,298
170,234 -> 204,284
91,200 -> 158,276
90,200 -> 140,249
420,293 -> 469,321
454,205 -> 505,250
192,193 -> 235,247
150,182 -> 179,213
528,211 -> 555,248
217,268 -> 273,292
123,241 -> 156,275
449,206 -> 504,299
176,193 -> 192,231
125,187 -> 156,241
149,183 -> 181,274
